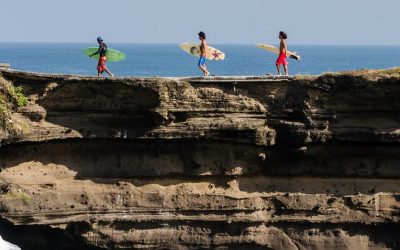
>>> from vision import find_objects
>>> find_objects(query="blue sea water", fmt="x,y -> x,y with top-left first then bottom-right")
0,43 -> 399,77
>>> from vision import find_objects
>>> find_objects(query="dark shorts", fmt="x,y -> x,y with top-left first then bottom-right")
198,56 -> 207,67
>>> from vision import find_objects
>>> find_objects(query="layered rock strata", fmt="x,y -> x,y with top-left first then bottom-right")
1,69 -> 400,249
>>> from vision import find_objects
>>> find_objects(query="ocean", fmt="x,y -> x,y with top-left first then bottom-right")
0,43 -> 399,77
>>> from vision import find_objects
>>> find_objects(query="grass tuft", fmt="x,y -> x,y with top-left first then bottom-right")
7,190 -> 31,205
9,85 -> 28,107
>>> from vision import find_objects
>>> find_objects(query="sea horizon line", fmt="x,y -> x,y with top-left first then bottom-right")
0,42 -> 399,47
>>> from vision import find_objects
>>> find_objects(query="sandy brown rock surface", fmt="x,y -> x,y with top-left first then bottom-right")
1,69 -> 400,249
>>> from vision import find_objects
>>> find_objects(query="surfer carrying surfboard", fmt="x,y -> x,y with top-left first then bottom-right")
89,37 -> 114,77
276,31 -> 289,76
198,32 -> 210,77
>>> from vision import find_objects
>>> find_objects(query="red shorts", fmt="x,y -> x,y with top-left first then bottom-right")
276,53 -> 288,66
97,56 -> 107,72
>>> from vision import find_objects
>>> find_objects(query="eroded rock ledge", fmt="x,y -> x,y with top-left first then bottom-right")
1,69 -> 400,249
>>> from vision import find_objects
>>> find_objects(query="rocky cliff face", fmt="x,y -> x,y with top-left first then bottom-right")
0,69 -> 400,250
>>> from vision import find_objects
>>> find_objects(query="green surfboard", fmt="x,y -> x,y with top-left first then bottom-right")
83,47 -> 127,62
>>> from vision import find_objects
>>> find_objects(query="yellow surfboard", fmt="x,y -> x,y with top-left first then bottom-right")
180,43 -> 225,61
256,44 -> 301,60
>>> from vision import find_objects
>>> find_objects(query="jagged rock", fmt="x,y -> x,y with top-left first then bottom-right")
18,103 -> 47,122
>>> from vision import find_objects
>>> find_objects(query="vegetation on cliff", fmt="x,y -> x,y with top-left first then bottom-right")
0,77 -> 28,136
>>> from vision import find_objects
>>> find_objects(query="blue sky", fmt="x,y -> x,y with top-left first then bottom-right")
1,0 -> 399,45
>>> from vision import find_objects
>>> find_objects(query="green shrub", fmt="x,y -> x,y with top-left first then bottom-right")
10,86 -> 28,107
0,95 -> 8,129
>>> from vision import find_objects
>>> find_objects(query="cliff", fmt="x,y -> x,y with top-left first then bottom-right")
1,68 -> 400,249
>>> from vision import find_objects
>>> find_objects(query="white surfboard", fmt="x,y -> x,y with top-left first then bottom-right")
256,44 -> 301,60
180,43 -> 225,61
0,236 -> 21,250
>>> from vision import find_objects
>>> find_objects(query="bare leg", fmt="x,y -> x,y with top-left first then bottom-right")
203,66 -> 209,76
276,64 -> 281,76
199,66 -> 209,76
104,69 -> 114,77
97,70 -> 101,77
198,66 -> 205,75
283,65 -> 288,76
